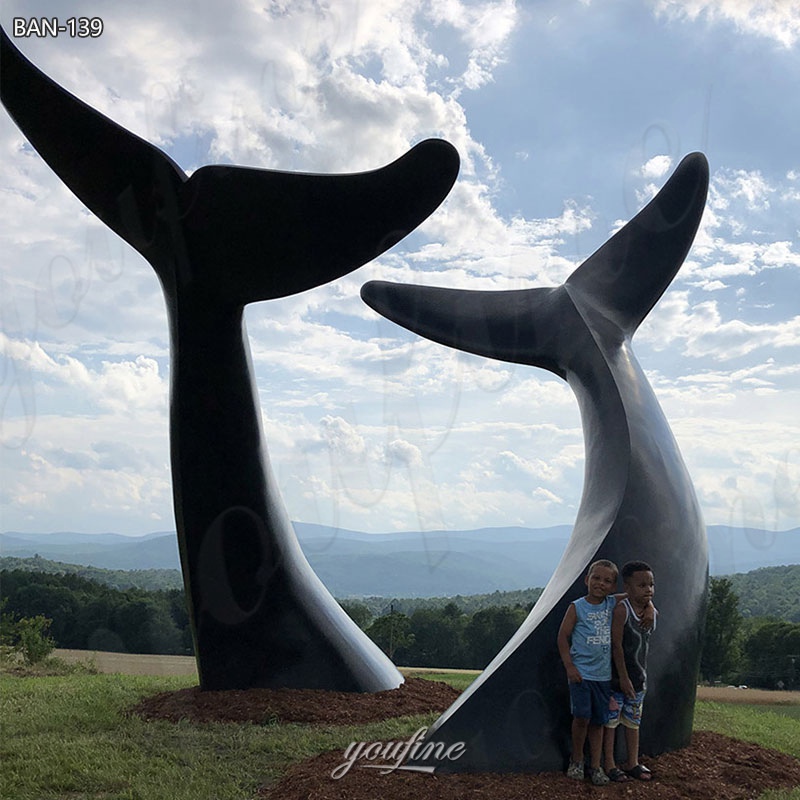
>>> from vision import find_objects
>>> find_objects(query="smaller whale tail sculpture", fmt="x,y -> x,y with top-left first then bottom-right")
2,26 -> 460,691
361,153 -> 709,770
361,151 -> 709,368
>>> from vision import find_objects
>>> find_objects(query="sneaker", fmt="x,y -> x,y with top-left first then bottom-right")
566,760 -> 584,780
590,766 -> 610,786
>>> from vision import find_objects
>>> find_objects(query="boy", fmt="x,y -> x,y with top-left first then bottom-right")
603,561 -> 657,782
557,559 -> 619,786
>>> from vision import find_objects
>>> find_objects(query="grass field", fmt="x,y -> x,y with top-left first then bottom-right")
2,655 -> 798,800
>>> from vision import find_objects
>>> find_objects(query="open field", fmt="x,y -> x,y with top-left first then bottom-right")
696,685 -> 800,705
54,650 -> 800,705
2,663 -> 799,800
55,649 -> 199,677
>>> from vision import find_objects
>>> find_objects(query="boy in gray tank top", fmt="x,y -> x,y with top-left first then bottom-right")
603,561 -> 657,782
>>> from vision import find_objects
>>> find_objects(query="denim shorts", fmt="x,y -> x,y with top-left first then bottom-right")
569,679 -> 612,726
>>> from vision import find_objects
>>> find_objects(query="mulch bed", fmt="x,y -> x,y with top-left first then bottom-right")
129,676 -> 460,725
256,733 -> 800,800
129,678 -> 800,800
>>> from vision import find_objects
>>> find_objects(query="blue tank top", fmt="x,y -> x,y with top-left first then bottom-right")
569,596 -> 616,681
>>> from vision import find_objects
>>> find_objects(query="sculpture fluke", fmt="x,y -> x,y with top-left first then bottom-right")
361,153 -> 709,771
361,152 -> 708,359
1,26 -> 458,303
2,25 -> 460,691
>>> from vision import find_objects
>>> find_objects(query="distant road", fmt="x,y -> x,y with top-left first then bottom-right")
53,650 -> 800,705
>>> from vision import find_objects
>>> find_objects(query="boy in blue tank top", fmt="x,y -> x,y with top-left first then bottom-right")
557,559 -> 619,786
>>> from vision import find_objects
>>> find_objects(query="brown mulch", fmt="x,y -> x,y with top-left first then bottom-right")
255,733 -> 800,800
129,679 -> 800,800
129,676 -> 460,725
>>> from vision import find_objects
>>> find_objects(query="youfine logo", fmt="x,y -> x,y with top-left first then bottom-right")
331,727 -> 466,779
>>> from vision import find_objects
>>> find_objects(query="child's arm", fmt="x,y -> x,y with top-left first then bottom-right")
557,604 -> 582,684
639,601 -> 655,630
611,602 -> 635,699
613,592 -> 655,630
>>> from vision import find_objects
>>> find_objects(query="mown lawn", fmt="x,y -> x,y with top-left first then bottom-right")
1,667 -> 798,800
0,671 -> 439,800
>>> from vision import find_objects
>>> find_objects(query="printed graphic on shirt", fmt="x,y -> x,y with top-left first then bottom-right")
585,606 -> 613,646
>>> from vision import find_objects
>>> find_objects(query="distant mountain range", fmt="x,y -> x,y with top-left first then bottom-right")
1,524 -> 797,598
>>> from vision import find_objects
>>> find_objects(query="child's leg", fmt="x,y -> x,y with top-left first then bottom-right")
603,725 -> 617,772
586,723 -> 603,769
623,725 -> 641,771
603,690 -> 623,772
568,681 -> 592,766
621,691 -> 651,780
571,716 -> 589,764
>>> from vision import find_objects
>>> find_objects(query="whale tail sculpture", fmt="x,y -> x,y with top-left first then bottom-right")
2,26 -> 460,690
0,26 -> 456,306
361,152 -> 709,770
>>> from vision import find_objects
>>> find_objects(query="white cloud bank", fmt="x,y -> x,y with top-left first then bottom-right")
653,0 -> 800,47
1,0 -> 799,536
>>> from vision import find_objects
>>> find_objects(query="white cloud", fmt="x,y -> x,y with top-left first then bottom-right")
714,169 -> 773,211
641,154 -> 672,179
385,438 -> 424,467
498,450 -> 558,481
2,407 -> 171,534
3,0 -> 800,538
653,0 -> 800,47
0,335 -> 167,416
319,415 -> 367,457
638,292 -> 800,359
671,168 -> 800,295
427,0 -> 518,92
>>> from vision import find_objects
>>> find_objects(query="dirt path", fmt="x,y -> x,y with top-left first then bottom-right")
696,685 -> 800,705
55,649 -> 198,677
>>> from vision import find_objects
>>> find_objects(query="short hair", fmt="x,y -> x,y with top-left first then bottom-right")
587,559 -> 618,578
622,561 -> 652,581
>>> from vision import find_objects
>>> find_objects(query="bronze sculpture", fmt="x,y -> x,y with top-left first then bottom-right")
361,152 -> 710,770
1,26 -> 459,691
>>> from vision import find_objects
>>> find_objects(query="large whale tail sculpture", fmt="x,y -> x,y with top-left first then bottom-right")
2,26 -> 460,690
361,152 -> 709,770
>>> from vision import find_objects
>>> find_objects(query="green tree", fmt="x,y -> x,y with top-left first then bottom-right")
405,606 -> 466,668
0,598 -> 12,637
16,615 -> 56,664
365,612 -> 414,661
13,583 -> 80,646
1,571 -> 195,655
0,600 -> 56,665
701,577 -> 742,682
465,605 -> 527,668
728,566 -> 800,623
741,621 -> 800,689
110,597 -> 185,655
339,600 -> 373,630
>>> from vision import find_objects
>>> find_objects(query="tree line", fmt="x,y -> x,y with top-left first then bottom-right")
346,601 -> 531,669
0,570 -> 192,656
0,568 -> 530,668
2,568 -> 799,686
2,556 -> 796,621
0,556 -> 183,592
700,576 -> 800,690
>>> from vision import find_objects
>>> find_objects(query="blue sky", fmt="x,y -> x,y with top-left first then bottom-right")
1,0 -> 798,539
